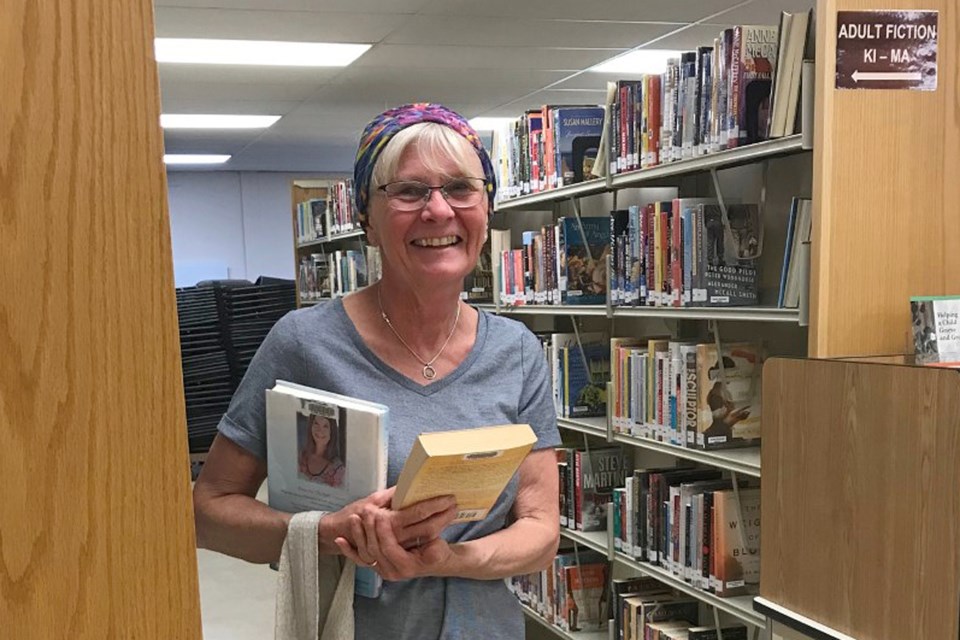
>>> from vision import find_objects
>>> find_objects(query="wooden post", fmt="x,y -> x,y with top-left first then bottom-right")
809,0 -> 960,358
0,1 -> 202,638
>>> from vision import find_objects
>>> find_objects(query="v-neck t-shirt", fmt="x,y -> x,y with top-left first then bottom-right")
217,298 -> 560,639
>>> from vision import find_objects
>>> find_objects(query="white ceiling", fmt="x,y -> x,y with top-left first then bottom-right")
156,0 -> 815,172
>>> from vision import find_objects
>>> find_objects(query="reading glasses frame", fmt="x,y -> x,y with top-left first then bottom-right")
377,177 -> 488,211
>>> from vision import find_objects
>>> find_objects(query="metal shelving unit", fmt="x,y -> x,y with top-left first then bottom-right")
560,527 -> 609,557
494,179 -> 608,212
557,416 -> 608,439
610,135 -> 807,189
492,135 -> 809,213
614,553 -> 766,630
611,433 -> 761,478
613,305 -> 800,324
521,604 -> 609,640
296,228 -> 365,250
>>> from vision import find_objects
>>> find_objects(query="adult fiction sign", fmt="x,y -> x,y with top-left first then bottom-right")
836,10 -> 938,90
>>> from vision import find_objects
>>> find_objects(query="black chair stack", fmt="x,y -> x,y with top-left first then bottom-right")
176,277 -> 296,454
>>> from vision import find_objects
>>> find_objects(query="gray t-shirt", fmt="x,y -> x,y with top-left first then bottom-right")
217,298 -> 560,639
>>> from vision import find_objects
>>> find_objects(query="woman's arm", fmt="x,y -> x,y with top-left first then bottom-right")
193,434 -> 293,564
194,434 -> 456,565
438,448 -> 559,579
346,449 -> 559,581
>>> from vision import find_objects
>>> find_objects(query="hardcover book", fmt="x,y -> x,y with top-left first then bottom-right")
553,106 -> 605,187
576,446 -> 632,532
712,488 -> 761,597
265,381 -> 389,598
695,342 -> 763,449
562,216 -> 611,305
696,203 -> 760,306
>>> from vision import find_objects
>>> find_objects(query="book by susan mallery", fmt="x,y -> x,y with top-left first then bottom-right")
265,380 -> 388,598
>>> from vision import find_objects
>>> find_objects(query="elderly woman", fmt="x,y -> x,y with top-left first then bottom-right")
193,103 -> 560,638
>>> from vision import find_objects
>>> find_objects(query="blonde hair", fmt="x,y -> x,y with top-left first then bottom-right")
371,122 -> 482,190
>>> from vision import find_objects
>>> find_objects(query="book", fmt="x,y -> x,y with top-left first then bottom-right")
553,106 -> 605,187
695,342 -> 763,449
576,446 -> 632,532
391,423 -> 537,522
687,625 -> 749,640
265,380 -> 389,598
911,296 -> 960,366
697,203 -> 761,306
562,216 -> 611,305
711,488 -> 761,597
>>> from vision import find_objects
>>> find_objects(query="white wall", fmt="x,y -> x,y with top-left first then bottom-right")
166,170 -> 345,287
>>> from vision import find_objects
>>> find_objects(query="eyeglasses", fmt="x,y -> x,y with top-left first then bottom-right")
377,177 -> 487,211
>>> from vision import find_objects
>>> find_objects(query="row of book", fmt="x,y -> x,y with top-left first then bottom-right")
610,200 -> 760,308
294,180 -> 361,246
297,247 -> 381,302
491,197 -> 770,311
603,12 -> 812,175
611,470 -> 760,598
492,11 -> 813,200
610,338 -> 763,450
512,560 -> 751,639
539,331 -> 611,419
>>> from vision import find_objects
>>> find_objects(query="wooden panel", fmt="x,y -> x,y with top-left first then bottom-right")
0,2 -> 202,638
761,358 -> 960,639
810,0 -> 960,357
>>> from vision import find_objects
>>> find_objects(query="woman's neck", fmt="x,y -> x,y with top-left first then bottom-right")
374,277 -> 463,355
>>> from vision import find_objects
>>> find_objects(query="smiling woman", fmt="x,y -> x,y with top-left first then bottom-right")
192,103 -> 561,640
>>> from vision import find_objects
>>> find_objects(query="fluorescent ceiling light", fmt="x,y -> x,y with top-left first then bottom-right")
154,38 -> 371,67
161,114 -> 281,129
590,49 -> 682,75
469,117 -> 517,131
163,154 -> 231,165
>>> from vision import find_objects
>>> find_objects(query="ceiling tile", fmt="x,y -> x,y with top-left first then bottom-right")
154,0 -> 434,13
705,0 -> 816,26
383,16 -> 682,48
158,64 -> 344,86
154,7 -> 406,41
354,44 -> 627,71
418,0 -> 747,22
159,80 -> 322,104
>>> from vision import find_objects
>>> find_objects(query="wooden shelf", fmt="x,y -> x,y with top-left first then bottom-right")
492,136 -> 809,213
521,603 -> 609,640
614,553 -> 766,630
296,228 -> 365,249
497,304 -> 609,317
612,434 -> 761,478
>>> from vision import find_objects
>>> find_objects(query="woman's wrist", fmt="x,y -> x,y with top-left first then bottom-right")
315,512 -> 342,555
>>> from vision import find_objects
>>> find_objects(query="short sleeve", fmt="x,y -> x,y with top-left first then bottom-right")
216,311 -> 304,460
518,329 -> 561,451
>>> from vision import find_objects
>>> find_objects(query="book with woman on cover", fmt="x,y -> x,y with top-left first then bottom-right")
265,381 -> 388,597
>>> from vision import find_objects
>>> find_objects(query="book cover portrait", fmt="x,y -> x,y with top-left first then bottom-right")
296,400 -> 347,489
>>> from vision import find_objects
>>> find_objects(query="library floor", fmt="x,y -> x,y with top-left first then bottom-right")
196,482 -> 276,640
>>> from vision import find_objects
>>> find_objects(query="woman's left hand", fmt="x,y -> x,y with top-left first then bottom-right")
334,508 -> 455,581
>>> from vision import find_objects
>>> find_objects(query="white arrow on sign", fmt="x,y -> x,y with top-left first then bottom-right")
852,70 -> 923,82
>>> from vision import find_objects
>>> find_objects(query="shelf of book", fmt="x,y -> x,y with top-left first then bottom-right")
494,179 -> 608,213
557,416 -> 608,440
296,228 -> 365,249
613,553 -> 765,630
611,434 -> 761,479
610,135 -> 807,190
560,527 -> 609,557
613,306 -> 800,324
521,603 -> 609,640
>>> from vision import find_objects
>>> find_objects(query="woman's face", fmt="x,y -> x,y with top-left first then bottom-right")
365,140 -> 488,289
310,417 -> 331,448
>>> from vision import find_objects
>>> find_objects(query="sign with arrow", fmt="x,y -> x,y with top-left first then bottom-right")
836,10 -> 938,91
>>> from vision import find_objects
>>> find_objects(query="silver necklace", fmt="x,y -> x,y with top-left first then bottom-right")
377,285 -> 461,380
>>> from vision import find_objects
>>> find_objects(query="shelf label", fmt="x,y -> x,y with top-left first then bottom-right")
836,10 -> 938,90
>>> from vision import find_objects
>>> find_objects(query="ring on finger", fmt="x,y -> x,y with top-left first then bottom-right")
369,560 -> 378,568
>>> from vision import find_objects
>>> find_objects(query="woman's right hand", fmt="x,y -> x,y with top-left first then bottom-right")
319,487 -> 457,562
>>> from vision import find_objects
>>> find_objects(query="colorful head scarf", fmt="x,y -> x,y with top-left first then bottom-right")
353,103 -> 497,222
